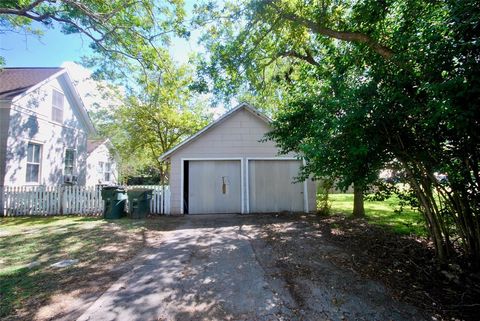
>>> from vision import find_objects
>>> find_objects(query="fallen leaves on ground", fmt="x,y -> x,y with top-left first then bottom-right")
261,213 -> 480,321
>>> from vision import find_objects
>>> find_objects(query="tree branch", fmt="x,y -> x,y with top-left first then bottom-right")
280,50 -> 320,66
265,0 -> 394,59
0,0 -> 48,15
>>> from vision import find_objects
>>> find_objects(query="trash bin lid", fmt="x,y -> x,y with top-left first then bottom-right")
128,188 -> 153,192
102,186 -> 118,190
127,188 -> 153,197
102,185 -> 125,192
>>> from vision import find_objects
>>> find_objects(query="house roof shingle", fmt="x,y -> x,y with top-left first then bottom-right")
87,139 -> 107,155
0,67 -> 64,100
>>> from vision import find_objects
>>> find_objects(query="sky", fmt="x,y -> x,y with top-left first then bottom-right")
0,23 -> 198,67
0,0 -> 202,67
0,24 -> 202,103
0,1 -> 228,116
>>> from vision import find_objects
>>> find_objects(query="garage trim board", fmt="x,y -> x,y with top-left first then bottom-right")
180,158 -> 245,214
246,157 -> 308,214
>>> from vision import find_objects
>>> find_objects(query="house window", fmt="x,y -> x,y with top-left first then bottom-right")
52,90 -> 64,123
97,161 -> 112,182
26,143 -> 41,183
104,162 -> 111,182
97,161 -> 104,174
64,149 -> 75,176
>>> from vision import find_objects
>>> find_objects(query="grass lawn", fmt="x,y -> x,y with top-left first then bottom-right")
0,216 -> 147,320
328,194 -> 426,236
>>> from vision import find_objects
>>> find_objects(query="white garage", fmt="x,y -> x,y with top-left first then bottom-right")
247,159 -> 305,213
160,103 -> 317,215
187,160 -> 242,214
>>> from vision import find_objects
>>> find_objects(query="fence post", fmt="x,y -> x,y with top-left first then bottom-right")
166,186 -> 170,215
60,186 -> 65,215
161,185 -> 164,215
0,186 -> 4,217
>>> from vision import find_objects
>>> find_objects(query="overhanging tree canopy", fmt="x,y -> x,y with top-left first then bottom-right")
0,0 -> 187,67
196,0 -> 480,266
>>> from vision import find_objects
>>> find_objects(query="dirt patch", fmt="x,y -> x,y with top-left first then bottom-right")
257,213 -> 480,321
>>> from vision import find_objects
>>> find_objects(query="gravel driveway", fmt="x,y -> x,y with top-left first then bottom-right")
77,214 -> 425,321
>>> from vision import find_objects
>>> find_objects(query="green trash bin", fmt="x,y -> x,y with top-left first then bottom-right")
101,186 -> 127,219
127,188 -> 153,219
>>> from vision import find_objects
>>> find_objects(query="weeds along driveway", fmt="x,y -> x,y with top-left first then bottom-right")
77,214 -> 425,321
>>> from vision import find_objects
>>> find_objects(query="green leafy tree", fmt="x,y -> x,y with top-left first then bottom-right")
197,0 -> 480,266
97,60 -> 211,184
0,0 -> 187,67
266,70 -> 389,218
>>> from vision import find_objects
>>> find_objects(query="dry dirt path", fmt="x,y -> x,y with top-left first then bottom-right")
77,215 -> 426,321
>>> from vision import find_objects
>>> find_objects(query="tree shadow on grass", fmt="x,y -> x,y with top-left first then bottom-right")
0,217 -> 80,227
0,214 -> 293,320
0,219 -> 144,320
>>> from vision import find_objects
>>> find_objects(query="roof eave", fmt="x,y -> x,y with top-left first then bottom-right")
87,139 -> 119,159
61,71 -> 97,136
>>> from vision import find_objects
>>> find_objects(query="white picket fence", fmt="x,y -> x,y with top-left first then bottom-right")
0,185 -> 170,216
126,185 -> 171,215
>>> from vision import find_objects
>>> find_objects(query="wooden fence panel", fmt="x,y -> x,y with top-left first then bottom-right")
123,185 -> 168,215
1,185 -> 170,216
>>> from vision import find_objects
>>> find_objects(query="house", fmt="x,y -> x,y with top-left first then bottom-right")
160,103 -> 317,215
0,67 -> 96,187
86,139 -> 119,186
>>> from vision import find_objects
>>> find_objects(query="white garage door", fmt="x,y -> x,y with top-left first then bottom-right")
248,160 -> 304,213
188,160 -> 242,214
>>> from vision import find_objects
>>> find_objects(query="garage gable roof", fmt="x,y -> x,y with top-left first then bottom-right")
159,102 -> 271,160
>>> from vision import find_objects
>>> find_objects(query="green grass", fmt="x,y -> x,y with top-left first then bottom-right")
328,194 -> 426,236
0,216 -> 146,319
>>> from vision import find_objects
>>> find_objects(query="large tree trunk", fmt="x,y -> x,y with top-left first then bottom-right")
353,183 -> 365,218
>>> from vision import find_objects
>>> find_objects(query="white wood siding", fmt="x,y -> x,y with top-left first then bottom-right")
86,143 -> 118,186
248,160 -> 304,213
2,75 -> 89,186
188,160 -> 242,214
0,101 -> 11,187
168,108 -> 317,214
